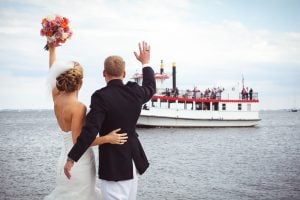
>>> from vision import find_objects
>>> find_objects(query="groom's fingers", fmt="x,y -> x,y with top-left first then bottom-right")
64,167 -> 71,179
139,42 -> 142,53
133,51 -> 138,59
64,162 -> 73,180
65,170 -> 71,180
143,41 -> 148,51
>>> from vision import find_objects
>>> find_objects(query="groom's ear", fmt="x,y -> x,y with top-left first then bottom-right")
123,71 -> 126,78
103,70 -> 106,77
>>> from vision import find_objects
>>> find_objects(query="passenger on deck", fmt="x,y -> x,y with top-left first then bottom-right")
174,87 -> 179,97
166,88 -> 170,96
249,88 -> 253,100
242,87 -> 247,99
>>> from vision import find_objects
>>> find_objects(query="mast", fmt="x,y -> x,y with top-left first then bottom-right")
172,62 -> 176,91
242,74 -> 244,88
160,60 -> 164,74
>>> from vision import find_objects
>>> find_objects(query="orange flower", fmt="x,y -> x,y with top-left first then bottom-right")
41,18 -> 47,25
61,19 -> 68,29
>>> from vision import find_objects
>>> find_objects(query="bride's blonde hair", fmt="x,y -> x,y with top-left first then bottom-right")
56,62 -> 83,92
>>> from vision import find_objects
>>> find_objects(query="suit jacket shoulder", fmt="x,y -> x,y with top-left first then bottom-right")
126,81 -> 139,87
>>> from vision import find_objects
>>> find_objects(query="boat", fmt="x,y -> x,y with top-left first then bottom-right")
133,61 -> 261,127
291,108 -> 298,112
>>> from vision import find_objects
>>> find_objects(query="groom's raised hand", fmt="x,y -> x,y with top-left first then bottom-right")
134,41 -> 150,65
64,158 -> 74,180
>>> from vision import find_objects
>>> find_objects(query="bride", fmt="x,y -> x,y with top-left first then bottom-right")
44,44 -> 128,200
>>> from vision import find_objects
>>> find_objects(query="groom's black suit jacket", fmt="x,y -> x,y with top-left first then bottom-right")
68,66 -> 155,181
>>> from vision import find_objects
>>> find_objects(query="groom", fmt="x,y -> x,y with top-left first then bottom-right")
64,41 -> 155,200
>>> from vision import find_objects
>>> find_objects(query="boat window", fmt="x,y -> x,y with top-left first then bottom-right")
196,103 -> 202,110
238,104 -> 242,110
247,104 -> 251,111
222,103 -> 226,110
213,103 -> 219,111
204,103 -> 210,110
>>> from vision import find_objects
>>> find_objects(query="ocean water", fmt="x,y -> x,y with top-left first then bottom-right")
0,110 -> 299,200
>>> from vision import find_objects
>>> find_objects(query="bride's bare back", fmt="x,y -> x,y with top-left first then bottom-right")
54,94 -> 86,133
48,46 -> 86,143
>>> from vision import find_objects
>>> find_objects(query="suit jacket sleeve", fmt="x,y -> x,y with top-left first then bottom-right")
139,66 -> 156,103
68,92 -> 106,162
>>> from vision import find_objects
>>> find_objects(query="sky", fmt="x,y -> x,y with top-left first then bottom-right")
0,0 -> 299,110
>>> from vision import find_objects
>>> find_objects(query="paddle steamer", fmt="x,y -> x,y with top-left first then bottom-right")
133,61 -> 260,127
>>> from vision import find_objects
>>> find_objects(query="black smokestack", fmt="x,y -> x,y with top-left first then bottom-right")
160,60 -> 164,74
172,62 -> 176,91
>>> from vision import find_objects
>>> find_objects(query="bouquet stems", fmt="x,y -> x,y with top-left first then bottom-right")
44,43 -> 49,51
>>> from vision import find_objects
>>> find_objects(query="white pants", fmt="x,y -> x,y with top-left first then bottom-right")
100,161 -> 138,200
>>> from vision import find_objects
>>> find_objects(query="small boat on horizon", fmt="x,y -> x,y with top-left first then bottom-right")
291,108 -> 298,112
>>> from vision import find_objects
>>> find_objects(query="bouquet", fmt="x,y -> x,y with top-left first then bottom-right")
40,15 -> 73,50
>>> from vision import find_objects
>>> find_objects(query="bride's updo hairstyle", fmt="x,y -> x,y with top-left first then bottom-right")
56,62 -> 83,92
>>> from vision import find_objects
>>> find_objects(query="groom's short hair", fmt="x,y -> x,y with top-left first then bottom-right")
104,56 -> 125,77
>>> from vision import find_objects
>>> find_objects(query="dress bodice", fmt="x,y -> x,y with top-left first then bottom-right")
61,131 -> 73,152
60,131 -> 94,164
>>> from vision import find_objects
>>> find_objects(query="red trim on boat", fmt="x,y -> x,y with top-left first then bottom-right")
151,95 -> 259,103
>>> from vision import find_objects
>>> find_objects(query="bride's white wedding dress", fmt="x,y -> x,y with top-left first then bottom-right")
44,132 -> 102,200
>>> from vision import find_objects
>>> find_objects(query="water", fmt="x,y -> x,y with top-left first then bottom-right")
0,110 -> 299,200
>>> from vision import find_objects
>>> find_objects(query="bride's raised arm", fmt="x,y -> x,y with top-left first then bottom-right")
48,45 -> 60,100
49,45 -> 56,68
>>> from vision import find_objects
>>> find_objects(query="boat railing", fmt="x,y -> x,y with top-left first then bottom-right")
239,92 -> 258,100
156,88 -> 259,101
156,88 -> 222,100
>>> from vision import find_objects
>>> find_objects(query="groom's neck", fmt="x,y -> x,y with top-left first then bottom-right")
105,77 -> 124,84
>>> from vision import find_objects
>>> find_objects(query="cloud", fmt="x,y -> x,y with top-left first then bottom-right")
0,71 -> 52,109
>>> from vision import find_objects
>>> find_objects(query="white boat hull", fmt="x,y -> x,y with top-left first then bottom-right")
137,109 -> 261,127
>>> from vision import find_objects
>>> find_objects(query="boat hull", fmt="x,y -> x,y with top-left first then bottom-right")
137,109 -> 261,127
